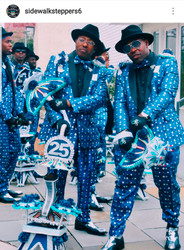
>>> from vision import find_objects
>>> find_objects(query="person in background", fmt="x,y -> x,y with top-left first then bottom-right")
24,51 -> 43,156
102,25 -> 184,250
90,43 -> 114,211
25,51 -> 42,75
0,27 -> 27,203
11,42 -> 30,90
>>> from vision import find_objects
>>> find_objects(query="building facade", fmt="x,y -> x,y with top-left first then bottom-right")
4,22 -> 184,105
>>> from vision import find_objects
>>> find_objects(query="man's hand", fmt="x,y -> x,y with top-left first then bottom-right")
5,117 -> 19,128
118,136 -> 134,151
55,119 -> 70,136
130,115 -> 150,134
49,99 -> 69,112
18,113 -> 29,126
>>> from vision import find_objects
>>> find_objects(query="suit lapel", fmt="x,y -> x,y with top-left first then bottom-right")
80,67 -> 93,96
68,51 -> 93,97
145,53 -> 158,102
128,53 -> 158,107
68,51 -> 78,98
129,65 -> 137,107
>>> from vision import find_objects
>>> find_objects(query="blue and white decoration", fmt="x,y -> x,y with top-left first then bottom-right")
117,125 -> 173,171
26,78 -> 67,116
44,134 -> 74,165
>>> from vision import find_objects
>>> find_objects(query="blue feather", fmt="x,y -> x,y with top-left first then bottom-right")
18,232 -> 30,243
48,81 -> 58,91
30,97 -> 40,108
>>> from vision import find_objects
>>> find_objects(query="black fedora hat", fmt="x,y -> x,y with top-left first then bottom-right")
12,42 -> 29,53
115,25 -> 154,53
2,27 -> 13,39
25,51 -> 39,61
95,42 -> 110,57
71,24 -> 103,50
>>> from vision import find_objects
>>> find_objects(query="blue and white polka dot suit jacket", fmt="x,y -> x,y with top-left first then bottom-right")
39,51 -> 107,150
0,56 -> 24,194
114,53 -> 184,148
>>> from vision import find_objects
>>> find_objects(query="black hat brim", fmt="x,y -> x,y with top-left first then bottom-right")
95,47 -> 110,57
71,29 -> 103,50
115,33 -> 153,53
101,47 -> 110,54
26,55 -> 39,61
2,32 -> 13,39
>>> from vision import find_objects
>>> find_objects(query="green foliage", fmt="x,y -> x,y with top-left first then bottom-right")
27,38 -> 33,51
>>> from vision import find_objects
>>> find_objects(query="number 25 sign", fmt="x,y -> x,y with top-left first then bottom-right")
44,135 -> 74,164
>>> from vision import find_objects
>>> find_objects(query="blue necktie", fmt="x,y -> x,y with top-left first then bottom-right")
74,55 -> 91,70
132,59 -> 150,69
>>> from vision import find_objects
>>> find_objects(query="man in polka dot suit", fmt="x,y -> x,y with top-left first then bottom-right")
0,28 -> 25,203
39,24 -> 108,236
102,25 -> 184,250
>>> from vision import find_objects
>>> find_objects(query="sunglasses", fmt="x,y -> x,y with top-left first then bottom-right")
15,49 -> 27,53
123,40 -> 141,54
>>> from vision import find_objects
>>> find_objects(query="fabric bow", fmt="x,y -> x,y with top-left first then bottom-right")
132,59 -> 150,69
74,55 -> 91,69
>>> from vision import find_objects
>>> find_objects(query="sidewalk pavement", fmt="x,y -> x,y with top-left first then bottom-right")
0,156 -> 184,250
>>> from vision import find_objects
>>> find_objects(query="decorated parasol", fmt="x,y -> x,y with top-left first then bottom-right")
117,125 -> 172,171
26,78 -> 68,116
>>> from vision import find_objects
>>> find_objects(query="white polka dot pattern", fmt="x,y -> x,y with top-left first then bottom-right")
38,51 -> 108,222
0,57 -> 23,195
109,54 -> 184,237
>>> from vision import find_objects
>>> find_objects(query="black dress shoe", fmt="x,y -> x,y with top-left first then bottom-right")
8,189 -> 23,197
90,202 -> 104,211
165,227 -> 181,250
0,193 -> 21,203
96,195 -> 112,203
44,173 -> 58,181
75,219 -> 107,236
101,236 -> 124,250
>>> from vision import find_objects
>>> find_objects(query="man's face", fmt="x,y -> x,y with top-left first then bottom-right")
2,36 -> 13,55
75,36 -> 96,60
13,49 -> 27,63
27,57 -> 37,70
126,39 -> 150,64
